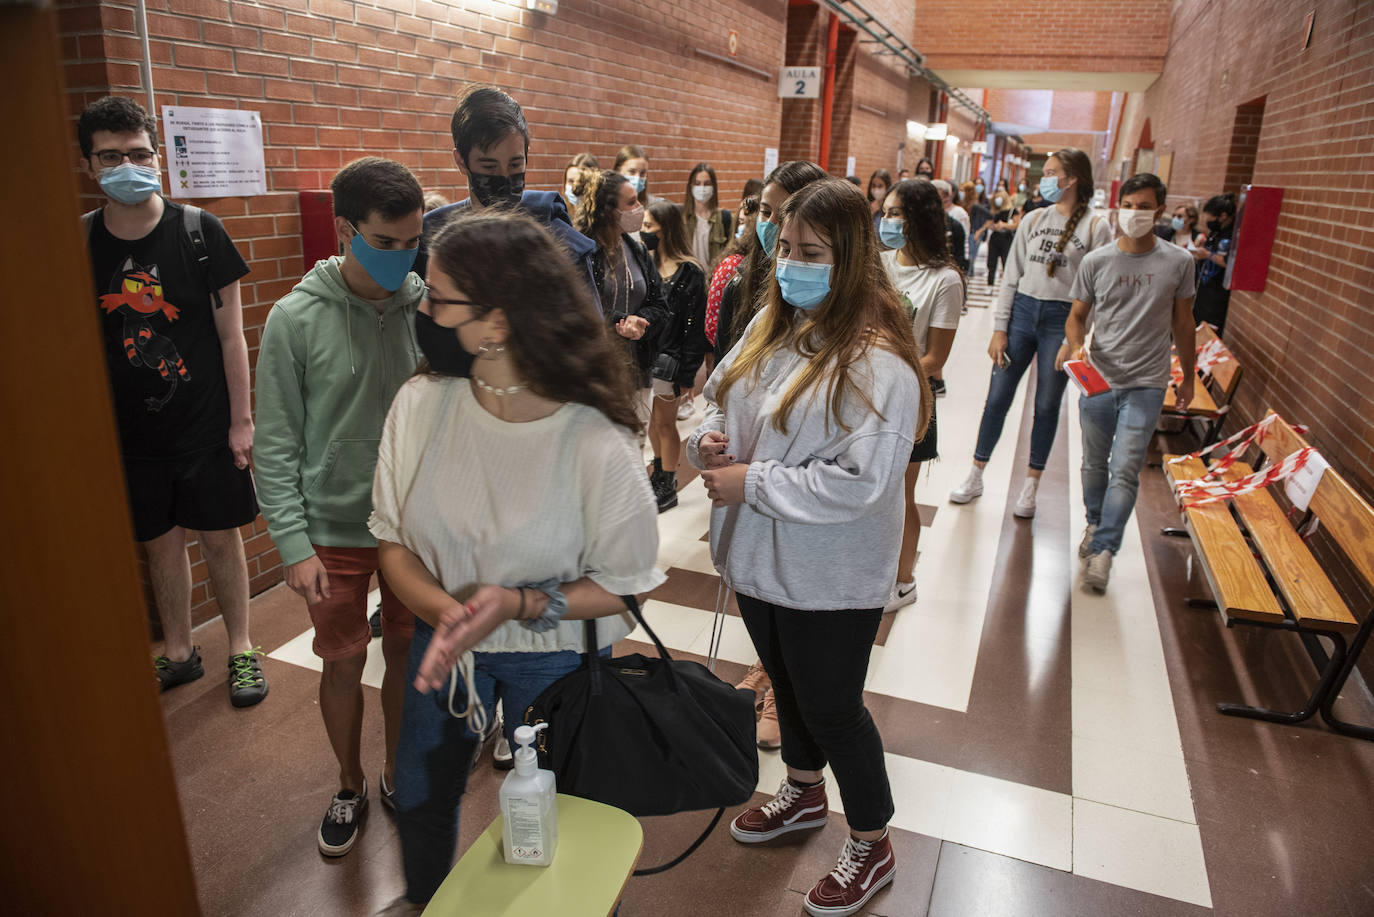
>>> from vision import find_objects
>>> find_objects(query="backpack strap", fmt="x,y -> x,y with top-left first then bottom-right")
721,209 -> 732,240
180,203 -> 223,310
81,209 -> 99,241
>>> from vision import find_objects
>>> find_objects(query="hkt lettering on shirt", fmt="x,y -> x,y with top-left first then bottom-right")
99,256 -> 191,412
1114,273 -> 1155,288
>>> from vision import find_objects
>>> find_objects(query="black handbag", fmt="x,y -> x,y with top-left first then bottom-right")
523,596 -> 759,873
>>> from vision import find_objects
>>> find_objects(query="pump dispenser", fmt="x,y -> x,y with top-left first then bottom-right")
499,722 -> 558,866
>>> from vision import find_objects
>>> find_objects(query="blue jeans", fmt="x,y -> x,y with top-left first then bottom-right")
393,617 -> 593,904
969,232 -> 982,270
973,293 -> 1072,471
1080,387 -> 1167,555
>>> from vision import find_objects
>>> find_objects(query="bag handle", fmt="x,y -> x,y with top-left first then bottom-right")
583,594 -> 681,691
632,808 -> 724,876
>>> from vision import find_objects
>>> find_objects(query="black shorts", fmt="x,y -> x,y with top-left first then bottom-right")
123,446 -> 259,542
910,398 -> 938,463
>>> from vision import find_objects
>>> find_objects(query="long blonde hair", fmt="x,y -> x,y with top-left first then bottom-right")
716,179 -> 931,438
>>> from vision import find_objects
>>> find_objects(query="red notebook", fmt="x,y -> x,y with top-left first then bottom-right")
1064,360 -> 1110,397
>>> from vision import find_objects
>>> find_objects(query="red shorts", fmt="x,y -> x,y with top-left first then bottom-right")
308,544 -> 414,661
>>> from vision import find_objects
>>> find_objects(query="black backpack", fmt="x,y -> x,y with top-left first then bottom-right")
82,202 -> 223,309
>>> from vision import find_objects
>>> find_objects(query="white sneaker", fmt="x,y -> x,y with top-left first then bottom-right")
493,733 -> 513,770
1078,524 -> 1098,558
1013,478 -> 1039,518
1084,550 -> 1114,593
677,397 -> 695,421
884,581 -> 917,613
949,467 -> 984,504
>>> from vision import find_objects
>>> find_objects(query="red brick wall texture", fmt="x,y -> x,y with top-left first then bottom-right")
58,0 -> 938,625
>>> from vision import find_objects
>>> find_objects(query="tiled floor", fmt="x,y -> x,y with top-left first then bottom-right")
161,253 -> 1374,916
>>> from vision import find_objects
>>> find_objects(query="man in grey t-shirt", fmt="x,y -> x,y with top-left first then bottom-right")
1057,173 -> 1197,593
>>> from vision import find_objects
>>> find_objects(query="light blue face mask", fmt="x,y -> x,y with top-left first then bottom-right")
100,162 -> 162,205
879,217 -> 906,250
735,221 -> 747,240
1171,215 -> 1186,232
564,185 -> 580,207
1039,175 -> 1064,203
755,219 -> 779,257
349,222 -> 418,292
625,174 -> 646,194
775,258 -> 832,311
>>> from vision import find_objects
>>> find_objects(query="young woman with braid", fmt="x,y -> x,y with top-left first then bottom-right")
948,148 -> 1112,517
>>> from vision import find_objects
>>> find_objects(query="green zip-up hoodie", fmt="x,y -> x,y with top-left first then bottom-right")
253,257 -> 424,567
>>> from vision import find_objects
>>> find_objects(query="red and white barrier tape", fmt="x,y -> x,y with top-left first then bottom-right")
1174,445 -> 1317,509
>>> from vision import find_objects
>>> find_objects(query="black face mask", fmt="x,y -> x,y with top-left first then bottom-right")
414,310 -> 476,377
1205,218 -> 1222,233
468,171 -> 525,208
640,230 -> 659,251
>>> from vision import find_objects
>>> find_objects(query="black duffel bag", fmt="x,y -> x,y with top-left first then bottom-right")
523,595 -> 758,873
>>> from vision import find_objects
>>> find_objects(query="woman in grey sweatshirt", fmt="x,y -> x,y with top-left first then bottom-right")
689,178 -> 929,917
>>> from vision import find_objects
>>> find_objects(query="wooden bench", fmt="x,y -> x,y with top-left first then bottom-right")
1163,411 -> 1374,739
1161,323 -> 1243,449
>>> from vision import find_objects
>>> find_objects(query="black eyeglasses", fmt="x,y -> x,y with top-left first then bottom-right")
93,149 -> 157,167
423,288 -> 477,308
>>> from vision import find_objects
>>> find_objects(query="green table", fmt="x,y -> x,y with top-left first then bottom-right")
423,794 -> 643,917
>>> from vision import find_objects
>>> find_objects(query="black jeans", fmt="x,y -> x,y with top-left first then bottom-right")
986,231 -> 1013,285
736,593 -> 894,832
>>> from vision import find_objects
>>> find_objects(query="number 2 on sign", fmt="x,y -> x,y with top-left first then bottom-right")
795,80 -> 806,95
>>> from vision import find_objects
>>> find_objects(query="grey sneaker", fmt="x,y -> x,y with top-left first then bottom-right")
1013,478 -> 1039,519
1084,551 -> 1114,593
1078,524 -> 1099,559
318,780 -> 368,857
949,467 -> 984,504
154,647 -> 204,692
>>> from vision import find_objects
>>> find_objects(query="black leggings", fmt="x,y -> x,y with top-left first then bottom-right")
736,593 -> 894,832
986,231 -> 1013,285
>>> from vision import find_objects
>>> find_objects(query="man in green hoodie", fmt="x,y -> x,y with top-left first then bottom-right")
253,157 -> 425,857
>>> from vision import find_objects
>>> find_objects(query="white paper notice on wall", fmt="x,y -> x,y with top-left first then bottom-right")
846,156 -> 856,176
1284,450 -> 1330,513
763,147 -> 778,177
163,106 -> 267,198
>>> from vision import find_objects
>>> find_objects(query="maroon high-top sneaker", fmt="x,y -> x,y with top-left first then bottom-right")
804,829 -> 896,916
729,777 -> 829,843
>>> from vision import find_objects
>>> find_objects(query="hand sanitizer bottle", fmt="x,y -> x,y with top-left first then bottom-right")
500,722 -> 558,867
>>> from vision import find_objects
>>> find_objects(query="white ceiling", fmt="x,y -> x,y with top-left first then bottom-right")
933,69 -> 1161,92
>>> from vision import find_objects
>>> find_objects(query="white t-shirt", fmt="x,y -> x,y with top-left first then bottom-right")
948,204 -> 971,240
369,376 -> 666,654
881,250 -> 963,358
692,213 -> 711,267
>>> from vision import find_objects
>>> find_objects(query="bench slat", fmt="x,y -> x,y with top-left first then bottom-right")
1164,455 -> 1285,625
1163,354 -> 1220,416
1196,323 -> 1242,402
1221,462 -> 1357,634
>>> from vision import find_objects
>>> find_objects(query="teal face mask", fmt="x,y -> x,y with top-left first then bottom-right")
775,258 -> 832,311
879,218 -> 906,250
1039,175 -> 1063,203
625,174 -> 646,194
755,219 -> 779,257
349,222 -> 418,292
100,163 -> 161,205
1171,216 -> 1186,232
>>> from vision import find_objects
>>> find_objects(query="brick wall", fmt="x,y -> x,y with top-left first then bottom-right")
1222,98 -> 1265,196
1131,0 -> 1374,640
779,2 -> 825,164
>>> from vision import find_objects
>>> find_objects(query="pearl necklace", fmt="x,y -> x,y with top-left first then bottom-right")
473,375 -> 526,397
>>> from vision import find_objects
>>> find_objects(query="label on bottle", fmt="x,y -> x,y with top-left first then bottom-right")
505,797 -> 546,861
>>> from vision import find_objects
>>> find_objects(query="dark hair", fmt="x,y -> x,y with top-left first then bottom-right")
685,162 -> 719,211
732,160 -> 828,344
710,196 -> 759,273
647,200 -> 697,268
741,178 -> 763,201
332,157 -> 424,225
866,169 -> 893,203
718,178 -> 929,438
845,175 -> 862,187
914,157 -> 934,176
889,179 -> 959,273
424,210 -> 640,433
575,170 -> 630,253
450,85 -> 529,166
614,144 -> 649,204
1045,147 -> 1095,278
1119,172 -> 1167,207
1203,193 -> 1237,218
78,96 -> 159,158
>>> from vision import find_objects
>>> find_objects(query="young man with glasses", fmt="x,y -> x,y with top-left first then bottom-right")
253,158 -> 426,857
77,96 -> 267,708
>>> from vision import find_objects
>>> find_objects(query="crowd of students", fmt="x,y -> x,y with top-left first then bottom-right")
79,81 -> 1212,917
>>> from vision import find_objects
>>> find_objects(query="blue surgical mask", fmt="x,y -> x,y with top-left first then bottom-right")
564,185 -> 580,207
1171,216 -> 1186,232
879,217 -> 906,250
775,258 -> 832,311
1039,175 -> 1064,203
755,219 -> 779,257
735,221 -> 747,240
349,223 -> 418,292
100,162 -> 161,205
974,183 -> 985,194
625,174 -> 646,194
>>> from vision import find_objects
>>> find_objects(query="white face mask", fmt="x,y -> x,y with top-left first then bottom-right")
691,185 -> 713,203
619,204 -> 645,234
1118,208 -> 1157,239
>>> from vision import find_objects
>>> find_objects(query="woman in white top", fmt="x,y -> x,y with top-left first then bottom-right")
949,147 -> 1113,517
683,162 -> 733,267
690,178 -> 929,917
878,178 -> 965,613
372,210 -> 664,908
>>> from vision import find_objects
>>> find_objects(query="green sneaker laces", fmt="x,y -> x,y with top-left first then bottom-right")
230,647 -> 265,689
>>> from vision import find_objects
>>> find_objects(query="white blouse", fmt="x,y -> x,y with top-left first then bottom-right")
369,375 -> 665,653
